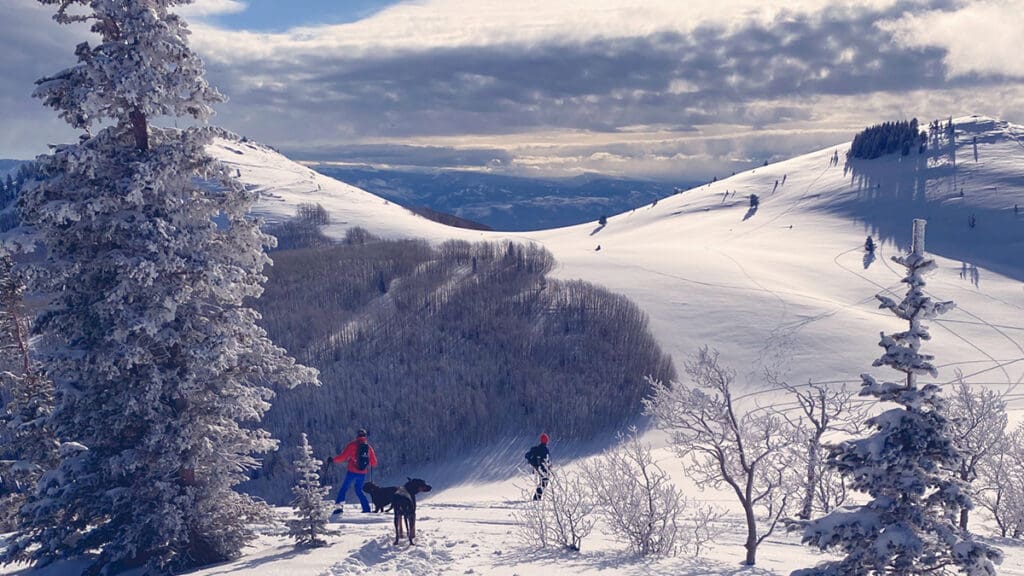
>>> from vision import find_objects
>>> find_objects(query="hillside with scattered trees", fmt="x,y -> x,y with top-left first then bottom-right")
245,218 -> 676,502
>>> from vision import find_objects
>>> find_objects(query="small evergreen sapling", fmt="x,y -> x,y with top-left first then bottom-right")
793,220 -> 1001,576
288,434 -> 332,548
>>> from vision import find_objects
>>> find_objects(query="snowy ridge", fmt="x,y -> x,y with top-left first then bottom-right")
212,139 -> 487,242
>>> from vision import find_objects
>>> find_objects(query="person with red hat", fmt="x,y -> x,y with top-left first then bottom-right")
524,432 -> 551,500
329,428 -> 378,516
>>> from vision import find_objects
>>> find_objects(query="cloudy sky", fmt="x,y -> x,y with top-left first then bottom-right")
2,0 -> 1022,181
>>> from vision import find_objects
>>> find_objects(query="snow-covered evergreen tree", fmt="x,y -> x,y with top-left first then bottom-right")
287,433 -> 332,548
0,253 -> 59,530
794,220 -> 1001,576
3,1 -> 317,572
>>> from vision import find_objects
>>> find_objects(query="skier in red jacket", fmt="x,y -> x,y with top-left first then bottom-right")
331,428 -> 378,515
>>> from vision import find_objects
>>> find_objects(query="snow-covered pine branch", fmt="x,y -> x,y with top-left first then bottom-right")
4,1 -> 318,573
793,220 -> 1001,576
287,434 -> 331,548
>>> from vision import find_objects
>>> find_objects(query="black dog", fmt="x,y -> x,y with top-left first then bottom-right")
392,477 -> 432,545
362,481 -> 396,513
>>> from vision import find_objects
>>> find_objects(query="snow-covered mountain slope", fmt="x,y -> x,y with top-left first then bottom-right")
5,115 -> 1023,576
213,115 -> 1024,409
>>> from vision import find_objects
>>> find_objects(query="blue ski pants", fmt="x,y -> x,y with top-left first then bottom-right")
335,470 -> 370,512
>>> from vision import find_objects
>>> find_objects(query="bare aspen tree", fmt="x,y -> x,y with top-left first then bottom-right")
946,374 -> 1008,530
976,426 -> 1024,538
645,347 -> 795,566
770,375 -> 868,520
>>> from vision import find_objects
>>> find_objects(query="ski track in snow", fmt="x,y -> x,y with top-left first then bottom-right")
729,161 -> 832,241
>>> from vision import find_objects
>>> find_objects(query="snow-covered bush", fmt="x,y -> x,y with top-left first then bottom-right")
514,468 -> 597,552
287,434 -> 332,548
582,428 -> 686,557
794,220 -> 1001,576
3,1 -> 318,573
645,349 -> 795,565
686,502 -> 729,558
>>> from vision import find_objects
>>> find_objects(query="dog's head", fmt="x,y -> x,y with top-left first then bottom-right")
362,481 -> 380,494
404,477 -> 432,495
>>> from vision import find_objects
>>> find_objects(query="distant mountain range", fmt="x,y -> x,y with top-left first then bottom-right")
309,165 -> 697,231
0,157 -> 694,232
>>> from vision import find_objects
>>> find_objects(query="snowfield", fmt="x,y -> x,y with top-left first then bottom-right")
214,115 -> 1023,402
7,116 -> 1020,576
181,115 -> 1024,576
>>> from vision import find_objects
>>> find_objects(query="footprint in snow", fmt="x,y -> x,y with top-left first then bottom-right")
328,534 -> 455,576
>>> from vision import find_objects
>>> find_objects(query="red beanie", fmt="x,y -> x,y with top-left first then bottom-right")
540,433 -> 549,444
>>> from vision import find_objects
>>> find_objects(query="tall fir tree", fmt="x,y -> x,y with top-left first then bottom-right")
3,1 -> 318,572
287,433 -> 332,548
794,220 -> 1000,576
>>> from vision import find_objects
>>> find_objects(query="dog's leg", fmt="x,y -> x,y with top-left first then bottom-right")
393,513 -> 402,545
409,514 -> 416,544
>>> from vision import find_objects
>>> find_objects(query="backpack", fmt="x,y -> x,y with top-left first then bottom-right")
525,446 -> 545,468
356,443 -> 370,471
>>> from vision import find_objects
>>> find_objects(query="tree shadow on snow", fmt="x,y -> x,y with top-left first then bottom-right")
492,546 -> 777,576
862,250 -> 876,269
199,544 -> 312,576
832,135 -> 1023,282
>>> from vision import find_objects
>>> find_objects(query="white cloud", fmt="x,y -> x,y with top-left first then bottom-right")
176,0 -> 247,18
189,0 -> 903,62
880,0 -> 1024,78
3,0 -> 1023,181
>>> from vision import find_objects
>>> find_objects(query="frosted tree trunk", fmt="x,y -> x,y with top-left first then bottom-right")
798,440 -> 819,521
